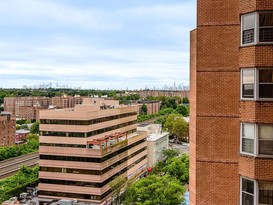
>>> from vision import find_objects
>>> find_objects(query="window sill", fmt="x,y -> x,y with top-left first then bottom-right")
240,98 -> 273,102
240,43 -> 273,48
240,153 -> 273,159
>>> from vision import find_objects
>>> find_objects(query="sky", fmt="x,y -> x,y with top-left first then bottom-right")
0,0 -> 196,90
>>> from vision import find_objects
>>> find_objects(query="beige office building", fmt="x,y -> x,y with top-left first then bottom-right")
38,99 -> 147,204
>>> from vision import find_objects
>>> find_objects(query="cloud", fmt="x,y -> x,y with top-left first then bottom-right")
0,0 -> 195,89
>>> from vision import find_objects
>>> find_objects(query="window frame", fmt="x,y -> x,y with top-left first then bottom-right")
241,11 -> 273,46
241,68 -> 273,101
241,12 -> 258,46
240,122 -> 273,158
241,68 -> 256,100
240,122 -> 257,156
240,176 -> 258,205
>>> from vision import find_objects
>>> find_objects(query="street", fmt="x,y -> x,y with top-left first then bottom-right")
169,142 -> 189,155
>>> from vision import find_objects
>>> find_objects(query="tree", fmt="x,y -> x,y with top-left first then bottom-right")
140,104 -> 147,115
182,97 -> 189,104
109,175 -> 126,205
16,119 -> 26,125
164,114 -> 189,142
153,148 -> 180,175
124,174 -> 185,205
30,122 -> 39,134
162,148 -> 180,161
26,133 -> 39,141
176,104 -> 189,117
163,154 -> 189,184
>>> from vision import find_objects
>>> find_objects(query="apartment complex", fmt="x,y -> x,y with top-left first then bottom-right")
4,97 -> 51,120
127,90 -> 189,99
51,95 -> 83,109
4,96 -> 84,120
129,100 -> 160,115
190,1 -> 273,205
38,99 -> 148,204
0,112 -> 16,146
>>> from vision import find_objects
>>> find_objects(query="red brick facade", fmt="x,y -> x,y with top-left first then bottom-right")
4,96 -> 84,120
0,112 -> 16,147
190,1 -> 273,204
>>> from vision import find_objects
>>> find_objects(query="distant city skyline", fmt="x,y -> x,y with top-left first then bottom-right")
19,81 -> 189,91
0,0 -> 196,89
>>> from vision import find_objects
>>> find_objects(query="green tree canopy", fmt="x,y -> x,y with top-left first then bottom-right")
26,133 -> 39,141
124,174 -> 185,205
163,154 -> 189,184
162,148 -> 180,161
109,175 -> 126,205
140,104 -> 147,115
30,122 -> 39,134
175,104 -> 189,117
164,114 -> 189,141
182,97 -> 189,104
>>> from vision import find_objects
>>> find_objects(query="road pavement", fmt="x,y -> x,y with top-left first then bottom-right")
169,142 -> 189,155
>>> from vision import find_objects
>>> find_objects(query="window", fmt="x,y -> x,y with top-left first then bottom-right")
241,123 -> 255,155
241,12 -> 273,45
259,12 -> 273,43
241,68 -> 273,100
241,178 -> 273,205
241,123 -> 273,157
259,70 -> 273,99
242,69 -> 255,99
258,125 -> 273,155
242,13 -> 256,45
259,181 -> 273,205
241,178 -> 255,205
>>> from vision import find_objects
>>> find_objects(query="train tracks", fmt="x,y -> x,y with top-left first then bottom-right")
0,152 -> 39,179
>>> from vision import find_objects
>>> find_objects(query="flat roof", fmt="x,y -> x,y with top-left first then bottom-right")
147,132 -> 168,141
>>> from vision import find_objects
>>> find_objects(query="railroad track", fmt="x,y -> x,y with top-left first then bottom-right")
0,152 -> 39,179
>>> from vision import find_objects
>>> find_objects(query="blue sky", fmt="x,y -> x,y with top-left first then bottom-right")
0,0 -> 196,89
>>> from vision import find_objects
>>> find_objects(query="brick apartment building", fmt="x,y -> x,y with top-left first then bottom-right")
129,90 -> 189,99
51,95 -> 83,109
38,99 -> 147,204
142,101 -> 160,115
4,97 -> 51,120
0,112 -> 16,146
190,1 -> 273,205
132,100 -> 160,115
4,96 -> 84,120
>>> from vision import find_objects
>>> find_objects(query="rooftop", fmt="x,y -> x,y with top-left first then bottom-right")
16,129 -> 30,134
147,132 -> 169,142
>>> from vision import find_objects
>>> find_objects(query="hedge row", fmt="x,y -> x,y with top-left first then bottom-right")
137,108 -> 174,122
